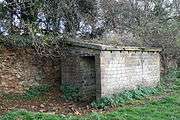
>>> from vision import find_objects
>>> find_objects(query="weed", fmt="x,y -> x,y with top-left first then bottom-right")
23,84 -> 51,100
61,84 -> 81,101
1,87 -> 180,120
3,84 -> 51,100
91,69 -> 180,109
1,71 -> 179,120
91,87 -> 160,109
176,69 -> 180,78
161,68 -> 177,84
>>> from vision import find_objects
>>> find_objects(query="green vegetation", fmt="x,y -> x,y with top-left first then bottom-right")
162,68 -> 177,82
0,35 -> 34,48
91,87 -> 161,109
3,84 -> 51,100
90,68 -> 180,109
176,69 -> 180,78
0,78 -> 179,120
61,84 -> 81,101
1,70 -> 179,120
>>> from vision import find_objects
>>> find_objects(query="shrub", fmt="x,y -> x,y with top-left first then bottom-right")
3,84 -> 51,100
61,84 -> 81,102
161,68 -> 180,91
176,69 -> 180,78
161,68 -> 177,83
23,84 -> 51,100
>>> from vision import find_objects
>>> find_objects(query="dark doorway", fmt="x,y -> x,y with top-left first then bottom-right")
80,56 -> 96,100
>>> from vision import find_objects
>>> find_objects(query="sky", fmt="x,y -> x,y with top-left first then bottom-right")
0,0 -> 4,3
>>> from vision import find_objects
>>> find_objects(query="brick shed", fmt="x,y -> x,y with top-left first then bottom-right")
61,41 -> 161,101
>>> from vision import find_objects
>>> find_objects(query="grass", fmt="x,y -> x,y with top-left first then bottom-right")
91,86 -> 162,109
0,90 -> 179,120
0,75 -> 180,120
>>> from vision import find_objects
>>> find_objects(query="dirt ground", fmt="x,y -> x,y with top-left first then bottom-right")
0,87 -> 96,116
0,87 -> 168,116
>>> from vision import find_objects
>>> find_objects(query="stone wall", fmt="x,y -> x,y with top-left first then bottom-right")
61,55 -> 97,101
61,56 -> 81,86
61,42 -> 161,100
0,42 -> 161,101
100,51 -> 160,97
0,48 -> 61,93
61,45 -> 101,101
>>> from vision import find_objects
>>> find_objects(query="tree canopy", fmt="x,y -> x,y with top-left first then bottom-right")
0,0 -> 179,64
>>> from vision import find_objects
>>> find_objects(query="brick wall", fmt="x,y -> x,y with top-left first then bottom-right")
100,51 -> 160,97
0,48 -> 61,93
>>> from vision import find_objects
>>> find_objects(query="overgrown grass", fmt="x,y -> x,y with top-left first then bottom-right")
0,78 -> 179,120
90,68 -> 179,109
91,86 -> 162,109
2,84 -> 51,100
1,70 -> 180,120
